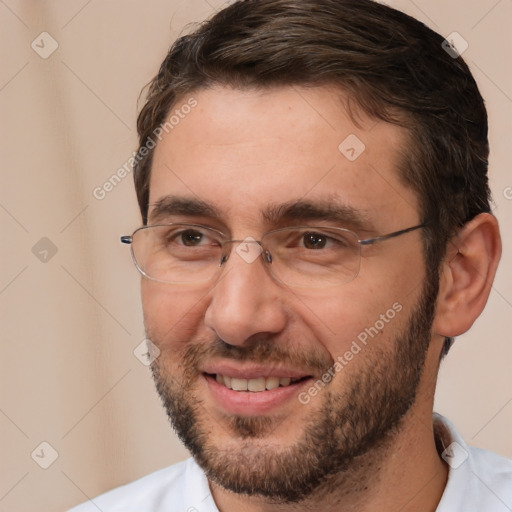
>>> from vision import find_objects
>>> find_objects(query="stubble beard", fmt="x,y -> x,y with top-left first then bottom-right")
149,280 -> 437,504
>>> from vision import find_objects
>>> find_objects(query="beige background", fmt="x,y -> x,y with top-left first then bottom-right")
0,1 -> 510,511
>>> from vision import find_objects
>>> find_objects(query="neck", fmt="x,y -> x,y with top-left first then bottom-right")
210,405 -> 448,512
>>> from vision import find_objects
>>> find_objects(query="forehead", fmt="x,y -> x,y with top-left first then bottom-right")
149,85 -> 419,230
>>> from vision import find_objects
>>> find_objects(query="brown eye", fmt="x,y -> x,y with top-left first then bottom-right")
303,232 -> 327,249
180,230 -> 204,246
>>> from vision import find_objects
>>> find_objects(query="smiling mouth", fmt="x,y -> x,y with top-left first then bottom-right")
206,373 -> 311,392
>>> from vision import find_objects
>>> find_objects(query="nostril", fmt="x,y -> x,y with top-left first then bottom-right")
265,250 -> 272,263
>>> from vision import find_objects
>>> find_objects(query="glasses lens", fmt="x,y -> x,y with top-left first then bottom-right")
263,227 -> 361,287
131,224 -> 224,284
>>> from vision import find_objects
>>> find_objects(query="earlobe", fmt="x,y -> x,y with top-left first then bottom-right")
433,213 -> 502,338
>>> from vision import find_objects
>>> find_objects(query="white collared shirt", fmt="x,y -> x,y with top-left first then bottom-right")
434,414 -> 512,511
68,414 -> 512,512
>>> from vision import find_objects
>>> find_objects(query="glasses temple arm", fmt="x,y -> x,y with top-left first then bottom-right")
359,222 -> 428,246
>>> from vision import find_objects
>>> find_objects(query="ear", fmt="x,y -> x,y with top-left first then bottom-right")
433,213 -> 502,337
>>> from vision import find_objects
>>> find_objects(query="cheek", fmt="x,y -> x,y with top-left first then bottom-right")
292,281 -> 409,362
141,281 -> 207,346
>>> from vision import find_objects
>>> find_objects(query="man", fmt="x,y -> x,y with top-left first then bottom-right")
70,0 -> 510,510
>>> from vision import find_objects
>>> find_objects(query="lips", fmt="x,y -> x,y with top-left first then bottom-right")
199,360 -> 320,415
199,362 -> 315,415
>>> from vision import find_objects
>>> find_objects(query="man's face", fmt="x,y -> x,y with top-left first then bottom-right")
143,85 -> 436,502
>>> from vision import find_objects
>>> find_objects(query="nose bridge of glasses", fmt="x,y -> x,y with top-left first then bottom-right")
220,237 -> 271,266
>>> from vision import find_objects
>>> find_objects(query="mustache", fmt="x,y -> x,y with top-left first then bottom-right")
175,337 -> 334,377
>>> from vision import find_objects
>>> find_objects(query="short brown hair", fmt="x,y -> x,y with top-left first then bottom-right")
134,0 -> 491,285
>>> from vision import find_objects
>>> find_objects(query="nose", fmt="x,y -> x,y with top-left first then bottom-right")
204,241 -> 288,346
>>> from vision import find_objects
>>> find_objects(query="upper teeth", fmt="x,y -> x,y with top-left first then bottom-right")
215,374 -> 293,392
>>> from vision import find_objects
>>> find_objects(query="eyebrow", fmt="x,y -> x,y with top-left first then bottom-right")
262,199 -> 375,233
149,196 -> 221,223
149,195 -> 374,233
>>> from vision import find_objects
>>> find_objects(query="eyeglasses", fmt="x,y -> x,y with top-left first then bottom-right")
120,222 -> 427,288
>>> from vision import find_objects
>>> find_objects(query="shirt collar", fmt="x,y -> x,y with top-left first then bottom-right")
433,412 -> 512,511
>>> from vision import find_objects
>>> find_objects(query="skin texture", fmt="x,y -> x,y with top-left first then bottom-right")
141,85 -> 501,512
